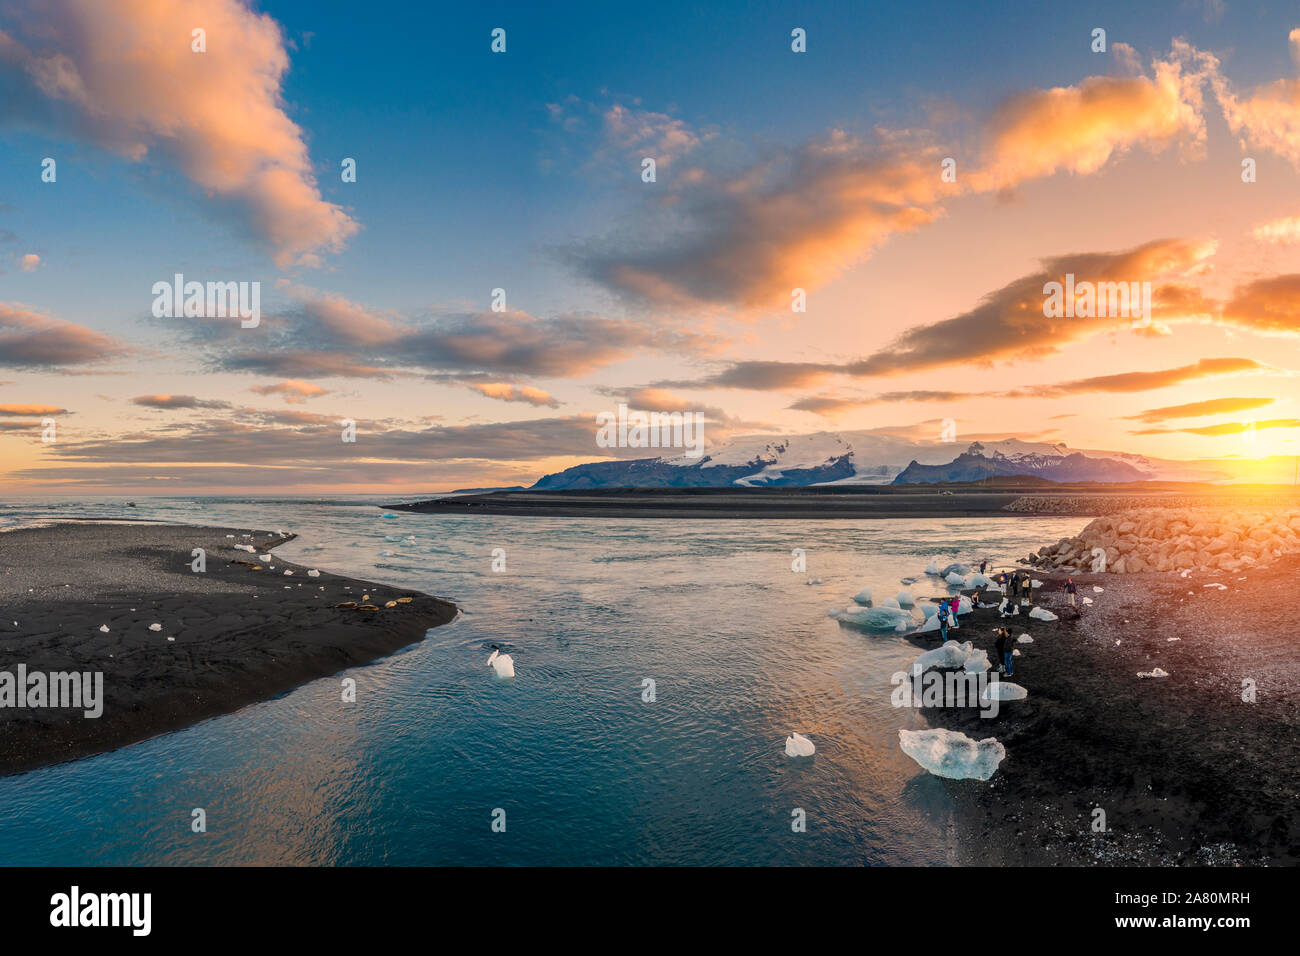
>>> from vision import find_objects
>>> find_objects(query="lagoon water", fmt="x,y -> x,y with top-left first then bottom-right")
0,497 -> 1085,865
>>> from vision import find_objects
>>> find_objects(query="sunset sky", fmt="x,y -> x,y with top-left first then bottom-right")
2,0 -> 1299,493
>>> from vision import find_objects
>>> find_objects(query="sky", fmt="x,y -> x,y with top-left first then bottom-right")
1,0 -> 1299,494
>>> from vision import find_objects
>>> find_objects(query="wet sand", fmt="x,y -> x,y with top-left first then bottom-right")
905,561 -> 1300,865
0,522 -> 456,776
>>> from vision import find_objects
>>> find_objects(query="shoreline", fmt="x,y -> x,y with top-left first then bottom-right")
0,522 -> 457,777
385,484 -> 1299,520
902,561 -> 1299,865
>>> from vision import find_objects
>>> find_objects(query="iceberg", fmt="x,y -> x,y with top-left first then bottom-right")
1028,607 -> 1057,621
833,605 -> 913,631
966,573 -> 993,589
915,614 -> 942,633
981,681 -> 1028,701
880,597 -> 901,609
956,596 -> 973,615
925,557 -> 944,575
919,603 -> 939,619
896,589 -> 915,606
944,571 -> 966,586
852,586 -> 873,606
940,563 -> 971,577
913,640 -> 973,671
963,648 -> 991,673
898,728 -> 1005,781
785,732 -> 815,757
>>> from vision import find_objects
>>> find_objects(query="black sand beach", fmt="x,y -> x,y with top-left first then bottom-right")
906,562 -> 1300,865
0,523 -> 456,776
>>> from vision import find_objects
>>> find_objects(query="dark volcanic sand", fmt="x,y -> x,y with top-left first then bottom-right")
0,522 -> 456,776
906,561 -> 1300,865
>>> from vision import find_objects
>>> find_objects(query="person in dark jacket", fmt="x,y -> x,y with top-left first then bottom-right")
938,602 -> 949,642
1065,577 -> 1078,607
994,627 -> 1012,675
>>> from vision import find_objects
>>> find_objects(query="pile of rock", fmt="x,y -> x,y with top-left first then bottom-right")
1024,507 -> 1300,574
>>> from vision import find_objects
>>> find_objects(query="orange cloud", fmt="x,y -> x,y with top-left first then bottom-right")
0,301 -> 128,369
248,379 -> 330,403
471,383 -> 560,407
0,0 -> 357,267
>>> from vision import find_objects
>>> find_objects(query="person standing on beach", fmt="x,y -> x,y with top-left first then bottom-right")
1007,574 -> 1019,614
980,559 -> 988,574
938,603 -> 949,642
995,627 -> 1009,675
1066,577 -> 1077,607
1002,628 -> 1015,677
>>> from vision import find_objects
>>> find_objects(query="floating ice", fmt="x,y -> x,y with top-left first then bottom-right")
967,573 -> 993,589
381,513 -> 398,519
940,563 -> 971,577
785,732 -> 815,758
379,550 -> 394,557
897,589 -> 915,606
981,681 -> 1028,702
880,597 -> 901,609
852,586 -> 873,606
1028,607 -> 1057,621
899,576 -> 920,586
1137,668 -> 1169,679
898,728 -> 1005,781
487,647 -> 515,678
944,571 -> 966,586
805,578 -> 822,585
925,557 -> 944,575
920,603 -> 939,619
833,605 -> 913,631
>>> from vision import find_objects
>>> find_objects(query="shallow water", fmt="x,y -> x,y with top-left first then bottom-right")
0,496 -> 1085,865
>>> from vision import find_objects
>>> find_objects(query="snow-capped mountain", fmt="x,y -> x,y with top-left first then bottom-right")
528,433 -> 1225,489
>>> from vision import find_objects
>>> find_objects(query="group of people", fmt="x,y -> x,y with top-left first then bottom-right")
997,569 -> 1036,615
936,595 -> 962,641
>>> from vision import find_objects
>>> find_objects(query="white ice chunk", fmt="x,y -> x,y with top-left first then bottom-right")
785,732 -> 815,758
944,571 -> 966,586
1137,668 -> 1169,679
898,728 -> 1005,781
1028,607 -> 1057,621
981,681 -> 1028,701
1017,633 -> 1033,643
307,569 -> 320,577
852,586 -> 873,606
880,597 -> 901,609
833,605 -> 913,631
913,640 -> 973,671
148,623 -> 161,632
920,603 -> 939,619
897,589 -> 915,606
